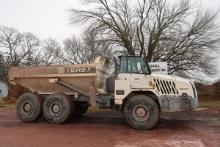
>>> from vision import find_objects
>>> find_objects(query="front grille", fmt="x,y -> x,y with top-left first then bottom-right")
154,79 -> 179,95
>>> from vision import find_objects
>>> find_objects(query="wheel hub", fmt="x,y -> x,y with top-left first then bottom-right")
51,103 -> 61,114
132,105 -> 149,121
136,107 -> 146,117
22,101 -> 32,113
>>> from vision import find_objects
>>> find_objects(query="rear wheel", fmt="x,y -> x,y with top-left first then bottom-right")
73,101 -> 89,118
123,95 -> 159,130
16,92 -> 43,123
43,94 -> 74,124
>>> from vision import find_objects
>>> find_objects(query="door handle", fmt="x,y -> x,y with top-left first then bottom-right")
134,78 -> 141,80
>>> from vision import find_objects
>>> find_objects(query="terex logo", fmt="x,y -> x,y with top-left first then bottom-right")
65,67 -> 96,73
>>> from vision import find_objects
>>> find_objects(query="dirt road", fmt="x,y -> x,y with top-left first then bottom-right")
0,108 -> 219,147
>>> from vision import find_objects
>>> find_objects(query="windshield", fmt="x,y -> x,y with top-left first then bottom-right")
119,56 -> 151,74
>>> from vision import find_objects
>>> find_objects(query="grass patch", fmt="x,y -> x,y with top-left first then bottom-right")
200,100 -> 220,108
0,101 -> 16,109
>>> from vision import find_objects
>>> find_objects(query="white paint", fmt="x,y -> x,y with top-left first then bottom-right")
149,62 -> 168,75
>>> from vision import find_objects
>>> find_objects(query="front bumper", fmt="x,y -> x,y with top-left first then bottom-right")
158,96 -> 199,112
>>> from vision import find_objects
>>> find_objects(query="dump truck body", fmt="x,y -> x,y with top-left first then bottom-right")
9,56 -> 110,106
9,64 -> 97,95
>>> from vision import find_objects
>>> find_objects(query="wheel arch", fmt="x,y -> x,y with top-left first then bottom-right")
121,91 -> 160,111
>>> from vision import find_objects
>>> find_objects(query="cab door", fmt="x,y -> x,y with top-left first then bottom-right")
130,74 -> 151,89
124,57 -> 152,89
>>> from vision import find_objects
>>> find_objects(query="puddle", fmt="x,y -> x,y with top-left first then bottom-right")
115,139 -> 205,147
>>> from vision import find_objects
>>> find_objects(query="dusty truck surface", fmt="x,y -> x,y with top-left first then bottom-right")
8,56 -> 198,129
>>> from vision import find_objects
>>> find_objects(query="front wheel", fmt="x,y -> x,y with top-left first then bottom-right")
123,95 -> 159,130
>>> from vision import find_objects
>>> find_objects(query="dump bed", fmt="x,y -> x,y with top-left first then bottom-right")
8,56 -> 110,98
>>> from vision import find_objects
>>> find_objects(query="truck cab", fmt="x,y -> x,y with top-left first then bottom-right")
113,56 -> 198,129
115,56 -> 153,104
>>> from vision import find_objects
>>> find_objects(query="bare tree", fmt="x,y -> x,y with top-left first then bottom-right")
20,32 -> 40,66
61,28 -> 114,64
142,0 -> 219,78
0,26 -> 64,68
62,36 -> 87,64
70,0 -> 220,79
0,26 -> 23,66
70,0 -> 137,55
0,26 -> 41,67
40,38 -> 62,66
0,53 -> 7,80
83,28 -> 113,60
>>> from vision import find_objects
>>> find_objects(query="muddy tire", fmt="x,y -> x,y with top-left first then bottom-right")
43,94 -> 74,124
123,95 -> 159,130
16,92 -> 43,123
73,101 -> 89,118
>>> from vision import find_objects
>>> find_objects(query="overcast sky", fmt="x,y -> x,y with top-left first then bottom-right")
0,0 -> 220,81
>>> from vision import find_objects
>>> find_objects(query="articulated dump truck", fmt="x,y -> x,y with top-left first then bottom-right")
8,56 -> 198,129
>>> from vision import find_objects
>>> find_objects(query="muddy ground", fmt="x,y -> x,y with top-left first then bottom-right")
0,106 -> 219,147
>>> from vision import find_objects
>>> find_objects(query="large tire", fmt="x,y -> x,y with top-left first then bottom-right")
16,92 -> 43,123
73,101 -> 89,118
43,94 -> 74,124
123,95 -> 159,130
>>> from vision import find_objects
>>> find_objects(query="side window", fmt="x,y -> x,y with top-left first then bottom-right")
127,57 -> 140,73
127,58 -> 136,73
120,57 -> 127,73
137,62 -> 143,73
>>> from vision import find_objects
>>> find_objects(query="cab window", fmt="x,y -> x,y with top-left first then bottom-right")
119,56 -> 151,74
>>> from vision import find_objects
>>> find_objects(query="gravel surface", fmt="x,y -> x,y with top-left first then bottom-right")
0,108 -> 219,147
